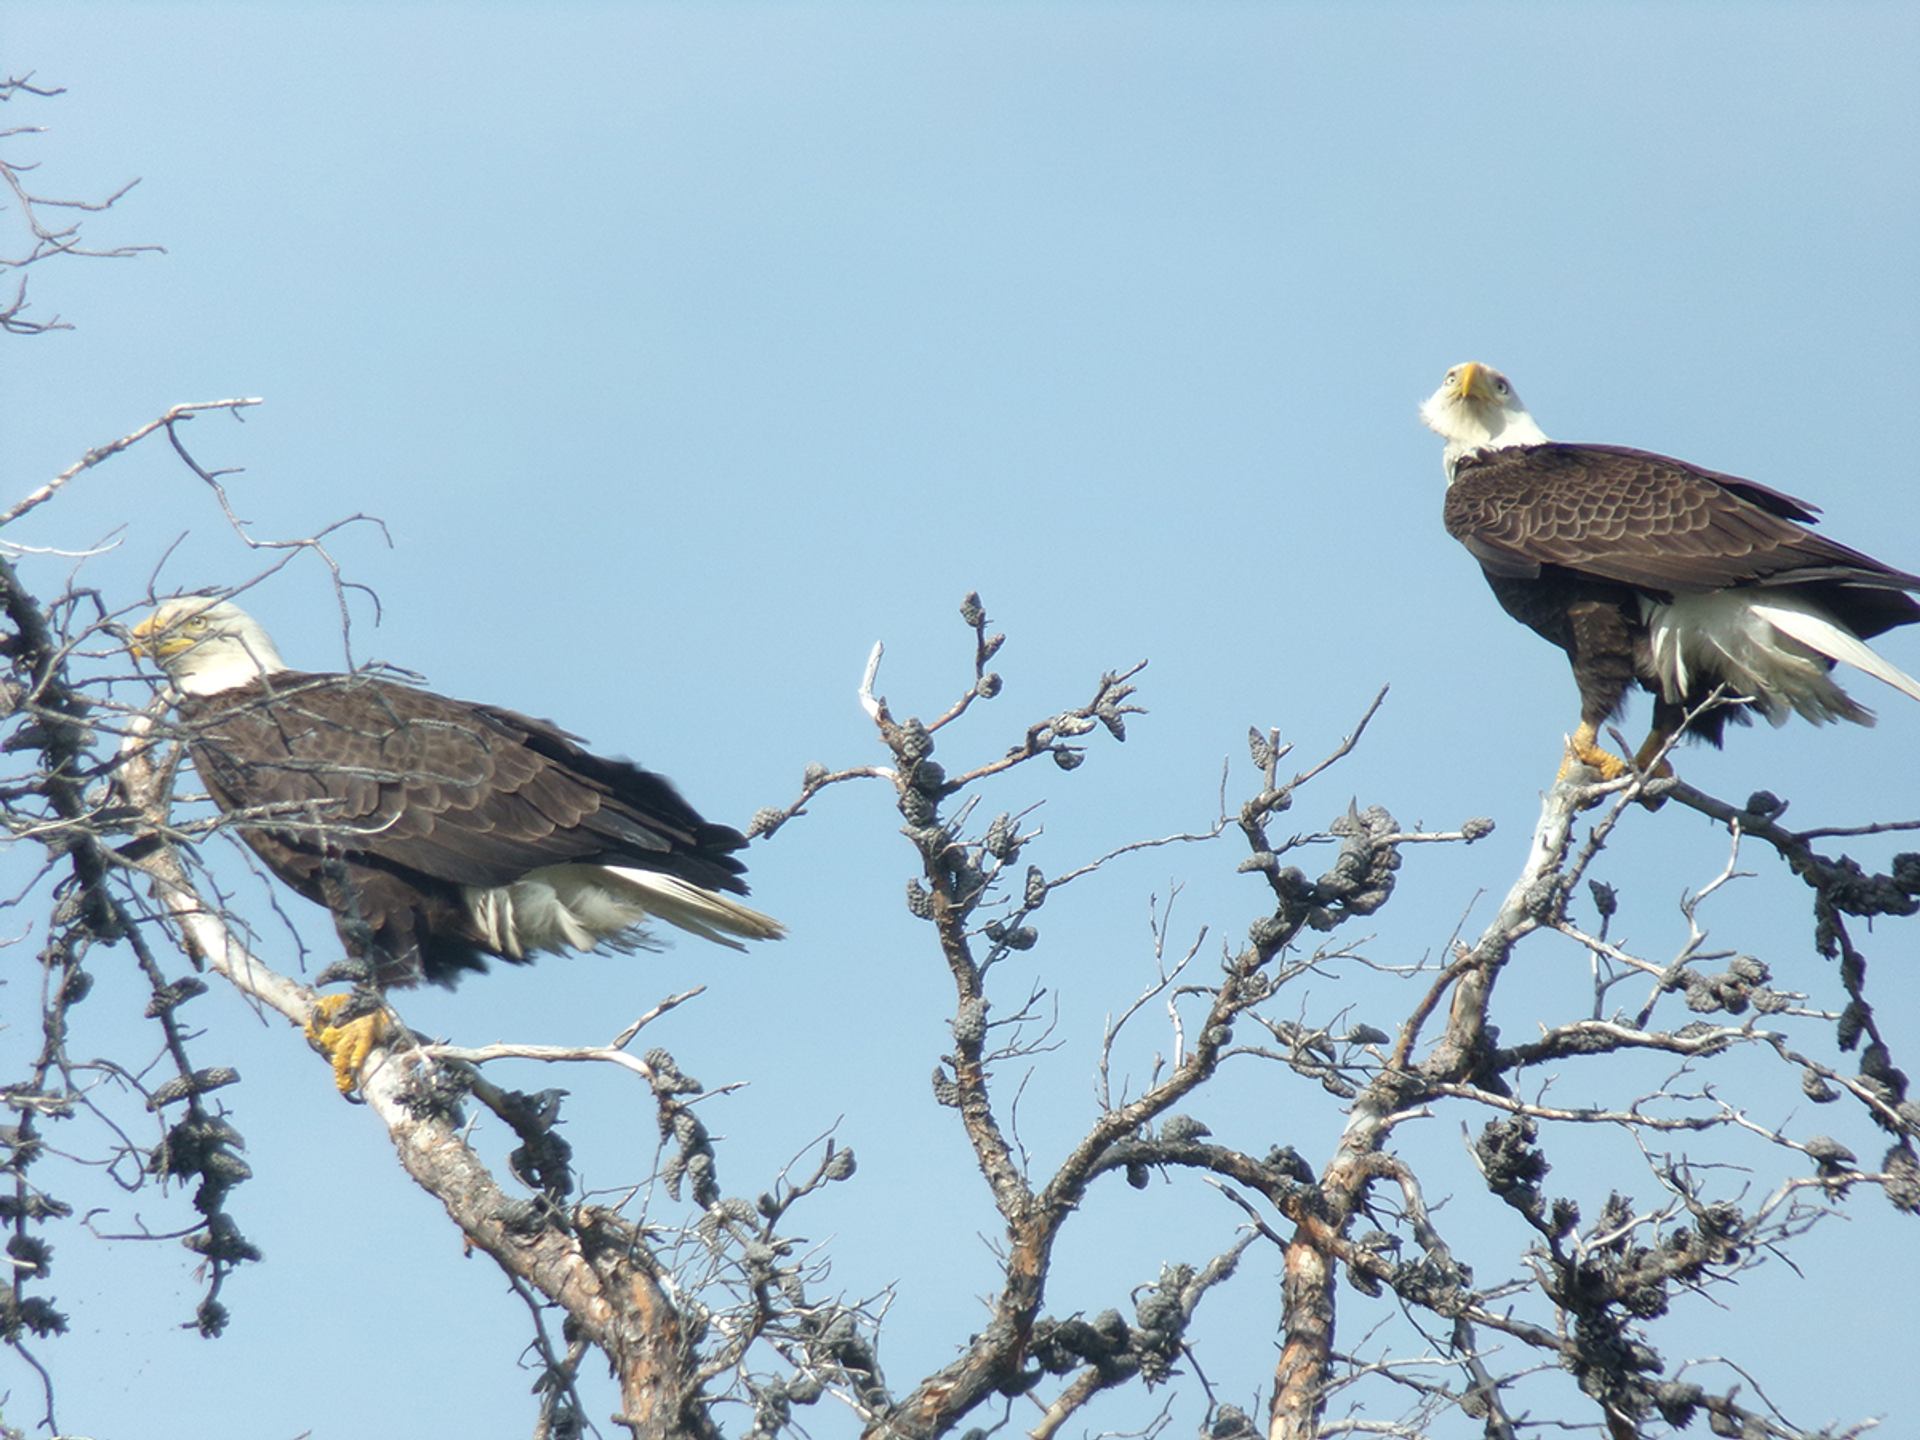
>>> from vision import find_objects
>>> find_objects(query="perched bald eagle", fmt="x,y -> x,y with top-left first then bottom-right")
132,597 -> 784,989
1421,362 -> 1920,779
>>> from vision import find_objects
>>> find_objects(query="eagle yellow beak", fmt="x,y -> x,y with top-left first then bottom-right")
1456,361 -> 1488,401
129,612 -> 188,661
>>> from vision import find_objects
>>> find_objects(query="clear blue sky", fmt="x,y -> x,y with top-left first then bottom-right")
5,5 -> 1919,1436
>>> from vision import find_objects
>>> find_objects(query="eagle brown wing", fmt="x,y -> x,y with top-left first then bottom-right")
1444,444 -> 1920,596
180,673 -> 750,895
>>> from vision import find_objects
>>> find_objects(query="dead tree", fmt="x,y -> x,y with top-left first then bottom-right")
3,400 -> 1915,1440
3,85 -> 1912,1436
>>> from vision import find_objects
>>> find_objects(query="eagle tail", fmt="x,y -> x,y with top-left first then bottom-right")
465,865 -> 785,959
603,867 -> 788,951
1750,601 -> 1920,707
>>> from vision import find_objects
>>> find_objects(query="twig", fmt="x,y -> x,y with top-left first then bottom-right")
0,399 -> 262,529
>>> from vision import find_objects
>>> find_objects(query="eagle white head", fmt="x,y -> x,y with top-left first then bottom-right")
1420,361 -> 1550,481
130,597 -> 289,696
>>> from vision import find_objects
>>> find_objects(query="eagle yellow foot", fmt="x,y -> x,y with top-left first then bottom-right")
1630,729 -> 1679,782
305,993 -> 391,1095
1556,721 -> 1631,783
1624,728 -> 1679,810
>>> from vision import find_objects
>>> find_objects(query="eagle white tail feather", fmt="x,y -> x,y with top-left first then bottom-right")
465,864 -> 785,960
1746,601 -> 1920,707
1644,591 -> 1920,727
1641,591 -> 1899,727
602,866 -> 788,949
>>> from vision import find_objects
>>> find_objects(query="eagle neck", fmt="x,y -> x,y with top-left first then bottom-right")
172,644 -> 290,697
1430,407 -> 1550,487
1444,425 -> 1552,486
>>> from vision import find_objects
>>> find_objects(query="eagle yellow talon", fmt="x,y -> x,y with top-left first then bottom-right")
1554,720 -> 1679,808
1557,721 -> 1631,783
1630,728 -> 1679,781
306,993 -> 391,1095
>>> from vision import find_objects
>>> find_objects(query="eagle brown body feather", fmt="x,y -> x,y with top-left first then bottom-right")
178,671 -> 759,986
1444,443 -> 1920,745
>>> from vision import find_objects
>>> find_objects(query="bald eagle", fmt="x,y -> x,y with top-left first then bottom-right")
1421,362 -> 1920,779
132,598 -> 785,990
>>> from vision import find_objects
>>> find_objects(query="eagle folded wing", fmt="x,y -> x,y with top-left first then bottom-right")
202,678 -> 752,897
1446,444 -> 1918,595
